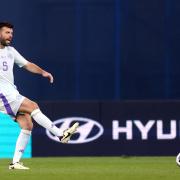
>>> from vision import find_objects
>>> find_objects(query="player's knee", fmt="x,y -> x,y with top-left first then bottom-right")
28,121 -> 33,131
24,121 -> 33,131
30,101 -> 39,110
21,116 -> 33,131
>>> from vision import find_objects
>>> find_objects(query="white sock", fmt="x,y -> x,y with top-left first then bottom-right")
31,109 -> 63,136
13,129 -> 31,164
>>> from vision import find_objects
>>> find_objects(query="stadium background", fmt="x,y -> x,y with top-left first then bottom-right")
1,0 -> 180,158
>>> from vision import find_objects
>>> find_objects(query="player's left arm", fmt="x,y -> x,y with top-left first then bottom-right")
23,61 -> 54,83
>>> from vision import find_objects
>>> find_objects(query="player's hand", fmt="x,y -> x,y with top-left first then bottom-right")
42,71 -> 54,83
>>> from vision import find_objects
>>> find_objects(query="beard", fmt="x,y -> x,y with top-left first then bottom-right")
0,39 -> 11,46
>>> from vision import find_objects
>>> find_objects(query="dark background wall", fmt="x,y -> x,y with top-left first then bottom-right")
1,0 -> 180,101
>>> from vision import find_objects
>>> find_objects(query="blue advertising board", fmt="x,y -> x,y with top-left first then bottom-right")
32,101 -> 180,156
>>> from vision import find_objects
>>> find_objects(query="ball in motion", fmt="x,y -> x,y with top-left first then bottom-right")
176,153 -> 180,166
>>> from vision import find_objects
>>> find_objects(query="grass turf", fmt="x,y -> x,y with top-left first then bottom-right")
0,157 -> 180,180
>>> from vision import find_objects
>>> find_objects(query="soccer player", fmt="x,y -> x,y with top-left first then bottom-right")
0,22 -> 79,170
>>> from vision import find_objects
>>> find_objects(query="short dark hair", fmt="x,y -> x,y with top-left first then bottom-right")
0,22 -> 13,29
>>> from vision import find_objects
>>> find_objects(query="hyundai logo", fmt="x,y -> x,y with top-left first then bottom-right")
46,117 -> 104,144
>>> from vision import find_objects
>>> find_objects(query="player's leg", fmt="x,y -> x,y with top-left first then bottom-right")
18,97 -> 79,142
18,97 -> 64,137
9,113 -> 32,170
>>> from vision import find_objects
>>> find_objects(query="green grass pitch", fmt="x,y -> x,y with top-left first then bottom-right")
0,157 -> 180,180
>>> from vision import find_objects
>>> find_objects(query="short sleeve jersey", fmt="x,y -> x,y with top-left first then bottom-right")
0,46 -> 28,91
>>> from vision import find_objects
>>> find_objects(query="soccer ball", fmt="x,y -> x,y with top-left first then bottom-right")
176,153 -> 180,166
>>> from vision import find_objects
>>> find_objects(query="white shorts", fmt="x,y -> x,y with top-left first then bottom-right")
0,89 -> 25,117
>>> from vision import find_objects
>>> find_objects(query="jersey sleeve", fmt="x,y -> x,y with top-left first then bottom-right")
11,47 -> 28,67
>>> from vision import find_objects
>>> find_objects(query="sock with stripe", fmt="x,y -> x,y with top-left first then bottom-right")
13,129 -> 31,164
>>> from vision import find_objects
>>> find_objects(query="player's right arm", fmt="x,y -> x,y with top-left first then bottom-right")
11,47 -> 54,84
23,62 -> 54,83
